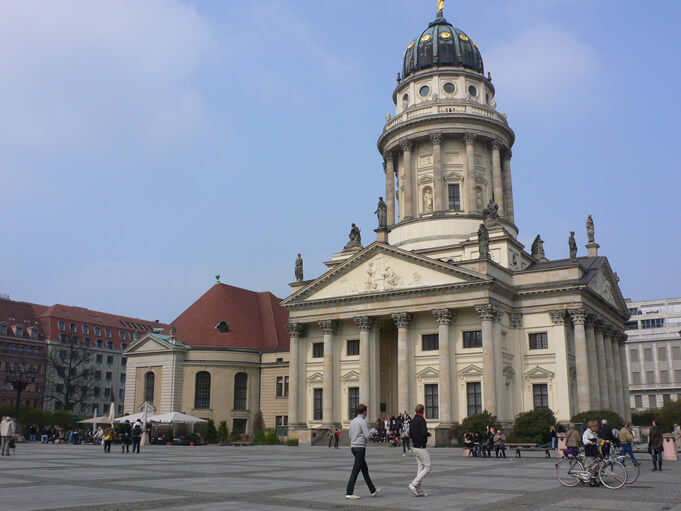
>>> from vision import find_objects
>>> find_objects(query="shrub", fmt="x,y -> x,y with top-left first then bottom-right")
461,411 -> 499,436
200,419 -> 218,443
264,428 -> 277,445
188,433 -> 198,444
253,411 -> 265,433
286,438 -> 299,446
507,408 -> 556,444
632,409 -> 657,426
229,430 -> 241,442
570,410 -> 623,430
253,429 -> 266,444
52,410 -> 76,428
217,421 -> 229,444
164,430 -> 174,443
658,400 -> 681,431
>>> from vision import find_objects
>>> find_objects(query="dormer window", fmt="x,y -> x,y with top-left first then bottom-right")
15,326 -> 23,337
215,321 -> 230,334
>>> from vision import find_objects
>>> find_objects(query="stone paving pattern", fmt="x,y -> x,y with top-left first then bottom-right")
1,444 -> 680,510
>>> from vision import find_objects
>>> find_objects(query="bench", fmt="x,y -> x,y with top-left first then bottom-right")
506,442 -> 551,458
231,441 -> 254,446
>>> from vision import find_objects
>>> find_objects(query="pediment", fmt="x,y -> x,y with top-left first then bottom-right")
341,370 -> 360,383
586,262 -> 628,316
416,367 -> 439,380
524,365 -> 554,379
124,334 -> 187,355
458,364 -> 483,379
285,243 -> 486,304
306,372 -> 324,384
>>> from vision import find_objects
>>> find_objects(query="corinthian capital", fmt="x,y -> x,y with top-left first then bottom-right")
285,323 -> 307,338
392,312 -> 413,328
490,138 -> 504,151
569,309 -> 587,326
463,133 -> 477,145
475,304 -> 501,321
430,133 -> 442,145
384,151 -> 395,162
549,310 -> 567,325
353,316 -> 375,331
400,139 -> 413,152
318,319 -> 338,335
432,308 -> 453,325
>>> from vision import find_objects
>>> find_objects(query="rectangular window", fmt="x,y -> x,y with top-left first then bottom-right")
119,389 -> 124,399
649,395 -> 657,408
59,334 -> 67,343
641,318 -> 665,329
94,327 -> 101,336
661,370 -> 669,384
348,387 -> 359,420
630,349 -> 639,362
313,388 -> 323,421
448,183 -> 461,211
529,332 -> 548,350
422,333 -> 439,351
82,325 -> 90,334
312,343 -> 324,358
0,325 -> 5,335
30,329 -> 37,339
104,388 -> 110,397
26,346 -> 32,355
276,416 -> 283,427
106,356 -> 113,365
106,341 -> 113,349
628,307 -> 640,316
463,330 -> 482,349
96,354 -> 103,363
646,371 -> 655,384
105,328 -> 112,338
276,376 -> 284,398
119,331 -> 126,339
533,383 -> 549,409
10,344 -> 16,353
634,395 -> 643,408
424,383 -> 439,419
71,335 -> 79,344
644,348 -> 653,362
466,382 -> 482,416
663,394 -> 671,403
58,321 -> 65,331
105,372 -> 112,381
624,321 -> 638,330
673,347 -> 681,360
120,373 -> 126,383
1,343 -> 6,353
70,322 -> 77,332
18,345 -> 24,354
233,418 -> 247,435
347,339 -> 359,356
34,346 -> 40,355
16,327 -> 23,337
675,370 -> 681,383
94,370 -> 102,380
84,337 -> 91,346
632,372 -> 641,384
659,347 -> 667,361
284,376 -> 289,397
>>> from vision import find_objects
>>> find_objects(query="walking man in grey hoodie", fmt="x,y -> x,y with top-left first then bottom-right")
345,404 -> 381,500
1,416 -> 15,456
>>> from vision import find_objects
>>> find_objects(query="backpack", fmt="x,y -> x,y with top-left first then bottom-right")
133,423 -> 142,436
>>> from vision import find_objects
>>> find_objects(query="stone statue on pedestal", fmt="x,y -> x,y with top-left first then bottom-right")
569,231 -> 577,261
294,253 -> 303,282
531,235 -> 546,260
586,215 -> 595,244
344,223 -> 362,250
477,223 -> 490,259
482,199 -> 500,225
375,197 -> 387,229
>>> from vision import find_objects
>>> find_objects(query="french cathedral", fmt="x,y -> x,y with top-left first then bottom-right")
283,5 -> 630,444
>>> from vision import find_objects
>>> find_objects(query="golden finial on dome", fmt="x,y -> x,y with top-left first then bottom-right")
437,0 -> 445,18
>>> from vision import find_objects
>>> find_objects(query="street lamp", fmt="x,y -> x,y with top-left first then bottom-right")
4,362 -> 37,425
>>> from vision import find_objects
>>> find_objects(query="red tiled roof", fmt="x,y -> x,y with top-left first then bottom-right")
165,283 -> 289,351
0,298 -> 45,338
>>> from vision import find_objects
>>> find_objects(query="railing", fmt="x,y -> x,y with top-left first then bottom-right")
383,99 -> 508,132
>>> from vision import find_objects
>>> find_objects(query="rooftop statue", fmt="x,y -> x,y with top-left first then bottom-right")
294,253 -> 303,282
586,215 -> 595,244
531,235 -> 546,260
375,197 -> 387,229
569,231 -> 577,261
477,223 -> 490,259
344,223 -> 362,250
482,199 -> 500,224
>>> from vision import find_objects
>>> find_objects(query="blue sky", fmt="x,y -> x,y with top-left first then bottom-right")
1,0 -> 680,321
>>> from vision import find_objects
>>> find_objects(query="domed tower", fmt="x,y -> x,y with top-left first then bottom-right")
378,4 -> 516,252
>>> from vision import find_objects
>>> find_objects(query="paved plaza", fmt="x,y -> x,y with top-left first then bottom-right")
1,444 -> 680,511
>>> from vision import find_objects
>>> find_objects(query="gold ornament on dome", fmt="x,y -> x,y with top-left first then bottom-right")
437,0 -> 445,18
440,31 -> 452,39
459,33 -> 469,41
421,34 -> 432,42
473,41 -> 479,48
408,40 -> 415,49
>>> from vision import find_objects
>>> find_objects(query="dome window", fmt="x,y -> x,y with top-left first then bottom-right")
419,85 -> 431,97
459,33 -> 469,41
440,31 -> 452,40
215,320 -> 230,334
443,82 -> 456,94
402,93 -> 409,108
408,40 -> 415,50
468,85 -> 478,97
420,34 -> 432,42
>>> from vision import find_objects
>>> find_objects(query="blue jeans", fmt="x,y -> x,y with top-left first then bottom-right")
346,447 -> 376,495
620,443 -> 638,464
402,437 -> 410,453
651,448 -> 663,467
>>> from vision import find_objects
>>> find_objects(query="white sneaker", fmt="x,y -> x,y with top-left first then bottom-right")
345,495 -> 360,500
371,488 -> 382,497
401,453 -> 406,456
408,483 -> 419,496
417,491 -> 428,497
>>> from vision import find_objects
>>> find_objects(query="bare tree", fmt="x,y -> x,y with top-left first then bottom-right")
45,340 -> 99,412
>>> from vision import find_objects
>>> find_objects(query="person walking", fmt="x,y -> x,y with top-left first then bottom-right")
649,419 -> 663,471
598,420 -> 613,457
673,423 -> 681,452
408,404 -> 431,497
494,428 -> 506,458
565,423 -> 581,456
550,425 -> 557,450
400,421 -> 411,456
619,422 -> 639,465
103,425 -> 113,453
345,404 -> 381,500
1,416 -> 15,456
131,419 -> 143,454
334,427 -> 340,449
121,420 -> 132,454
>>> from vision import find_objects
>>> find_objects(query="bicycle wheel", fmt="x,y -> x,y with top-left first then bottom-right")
623,458 -> 640,484
599,459 -> 627,489
556,457 -> 584,487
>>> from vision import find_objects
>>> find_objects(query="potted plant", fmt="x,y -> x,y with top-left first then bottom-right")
188,433 -> 198,446
165,430 -> 174,446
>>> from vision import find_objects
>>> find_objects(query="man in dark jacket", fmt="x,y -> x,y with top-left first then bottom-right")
648,419 -> 664,471
598,420 -> 613,457
408,404 -> 430,497
121,420 -> 132,454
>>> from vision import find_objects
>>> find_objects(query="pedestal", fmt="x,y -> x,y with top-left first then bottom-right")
375,226 -> 391,244
434,425 -> 453,447
663,433 -> 678,461
585,242 -> 600,257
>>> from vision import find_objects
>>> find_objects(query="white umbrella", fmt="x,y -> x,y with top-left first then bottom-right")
113,412 -> 145,424
147,412 -> 207,424
106,402 -> 115,425
78,415 -> 110,424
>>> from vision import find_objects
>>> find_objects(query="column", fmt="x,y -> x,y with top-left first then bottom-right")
464,133 -> 477,212
611,330 -> 625,418
594,322 -> 610,409
318,319 -> 337,426
585,317 -> 601,410
491,139 -> 504,215
400,140 -> 414,219
433,308 -> 454,424
502,149 -> 515,223
431,133 -> 444,216
354,316 -> 375,407
618,337 -> 632,421
384,152 -> 396,226
604,328 -> 617,413
475,304 -> 499,415
550,310 -> 575,420
286,323 -> 305,426
392,312 -> 412,414
569,309 -> 590,413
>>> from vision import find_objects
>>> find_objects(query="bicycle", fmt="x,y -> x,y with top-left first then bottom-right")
606,452 -> 640,484
556,449 -> 627,489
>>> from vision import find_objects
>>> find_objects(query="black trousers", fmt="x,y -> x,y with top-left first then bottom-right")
132,437 -> 141,453
346,447 -> 376,495
104,440 -> 111,453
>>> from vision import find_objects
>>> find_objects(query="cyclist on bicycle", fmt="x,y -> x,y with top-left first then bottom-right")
582,420 -> 601,487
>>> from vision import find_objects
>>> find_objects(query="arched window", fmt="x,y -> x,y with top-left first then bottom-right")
144,371 -> 155,403
234,372 -> 247,410
194,371 -> 211,409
